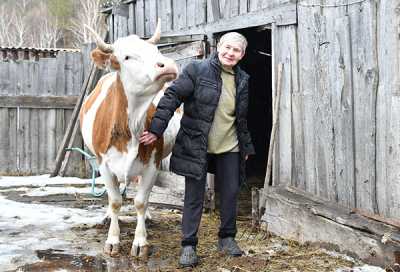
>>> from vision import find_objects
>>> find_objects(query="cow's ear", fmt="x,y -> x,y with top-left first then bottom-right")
90,48 -> 120,71
91,48 -> 112,70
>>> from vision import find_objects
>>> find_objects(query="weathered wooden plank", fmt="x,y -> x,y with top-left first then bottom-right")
348,0 -> 379,213
71,53 -> 83,96
376,0 -> 400,218
8,62 -> 18,95
195,0 -> 207,25
262,187 -> 400,267
47,58 -> 58,95
206,0 -> 215,23
0,109 -> 16,174
230,0 -> 239,18
38,109 -> 47,172
239,0 -> 248,14
55,52 -> 67,95
135,0 -> 145,37
187,0 -> 196,27
18,61 -> 30,95
283,25 -> 304,191
46,109 -> 57,172
158,34 -> 205,44
219,0 -> 228,19
159,0 -> 173,32
330,15 -> 356,208
9,108 -> 18,173
0,62 -> 11,95
297,3 -> 317,195
249,0 -> 261,12
128,3 -> 135,35
313,11 -> 336,201
0,95 -> 79,109
273,26 -> 294,187
64,54 -> 74,96
173,0 -> 187,30
29,109 -> 40,174
149,0 -> 158,35
144,0 -> 151,36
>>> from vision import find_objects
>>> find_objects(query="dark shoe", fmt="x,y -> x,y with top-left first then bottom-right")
179,246 -> 198,268
218,237 -> 243,256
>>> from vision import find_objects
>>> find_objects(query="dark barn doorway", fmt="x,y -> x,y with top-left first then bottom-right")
239,27 -> 273,187
214,26 -> 273,188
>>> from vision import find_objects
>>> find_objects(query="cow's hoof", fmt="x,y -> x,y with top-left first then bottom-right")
139,245 -> 150,260
130,244 -> 150,260
130,244 -> 140,257
104,243 -> 120,256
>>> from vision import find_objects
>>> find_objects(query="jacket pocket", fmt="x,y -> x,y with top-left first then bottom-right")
180,127 -> 205,157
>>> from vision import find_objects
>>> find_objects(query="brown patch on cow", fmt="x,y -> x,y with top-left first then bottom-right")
138,104 -> 164,168
91,48 -> 120,70
92,74 -> 132,161
79,74 -> 113,128
175,107 -> 181,114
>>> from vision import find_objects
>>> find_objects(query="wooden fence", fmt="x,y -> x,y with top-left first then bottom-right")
0,46 -> 93,176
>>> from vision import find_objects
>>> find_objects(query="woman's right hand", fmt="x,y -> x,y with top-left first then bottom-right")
139,131 -> 158,145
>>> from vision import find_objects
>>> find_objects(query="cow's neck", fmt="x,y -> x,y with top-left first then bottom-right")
120,75 -> 161,139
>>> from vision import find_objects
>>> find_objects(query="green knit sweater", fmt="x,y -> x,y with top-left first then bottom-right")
207,66 -> 239,154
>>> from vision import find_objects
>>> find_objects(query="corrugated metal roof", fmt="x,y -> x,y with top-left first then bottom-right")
0,46 -> 80,53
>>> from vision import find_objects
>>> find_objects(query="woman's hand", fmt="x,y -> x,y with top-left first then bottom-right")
139,131 -> 158,145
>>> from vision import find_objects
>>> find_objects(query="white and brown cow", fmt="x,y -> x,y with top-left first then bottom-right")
80,21 -> 181,258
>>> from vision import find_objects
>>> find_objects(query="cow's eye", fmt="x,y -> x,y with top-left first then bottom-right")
125,56 -> 130,60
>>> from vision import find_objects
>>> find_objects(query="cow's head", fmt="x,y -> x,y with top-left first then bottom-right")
87,20 -> 178,96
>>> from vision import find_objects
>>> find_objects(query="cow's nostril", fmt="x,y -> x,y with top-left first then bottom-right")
156,62 -> 165,68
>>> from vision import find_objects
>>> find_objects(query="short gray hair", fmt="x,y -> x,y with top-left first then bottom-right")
218,32 -> 248,51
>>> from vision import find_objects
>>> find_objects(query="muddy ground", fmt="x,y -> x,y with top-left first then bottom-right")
0,176 -> 388,272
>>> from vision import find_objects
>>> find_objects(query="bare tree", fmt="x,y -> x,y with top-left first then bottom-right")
69,0 -> 106,47
0,6 -> 15,46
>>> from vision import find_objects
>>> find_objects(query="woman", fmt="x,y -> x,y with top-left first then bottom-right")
140,32 -> 255,268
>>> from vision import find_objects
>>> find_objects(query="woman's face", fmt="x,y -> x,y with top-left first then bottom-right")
217,41 -> 244,68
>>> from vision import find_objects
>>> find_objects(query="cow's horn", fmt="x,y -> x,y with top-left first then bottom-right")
85,24 -> 114,53
147,18 -> 161,44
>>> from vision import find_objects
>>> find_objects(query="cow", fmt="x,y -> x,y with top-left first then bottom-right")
79,20 -> 181,258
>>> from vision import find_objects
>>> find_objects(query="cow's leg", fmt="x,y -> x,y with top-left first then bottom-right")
99,163 -> 122,256
130,164 -> 158,259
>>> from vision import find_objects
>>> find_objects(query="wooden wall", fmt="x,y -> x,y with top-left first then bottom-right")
0,48 -> 89,176
272,0 -> 400,219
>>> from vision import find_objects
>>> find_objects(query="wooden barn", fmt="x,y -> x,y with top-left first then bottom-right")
101,0 -> 400,266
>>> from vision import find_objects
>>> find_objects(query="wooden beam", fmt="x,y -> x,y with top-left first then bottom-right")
158,34 -> 205,45
0,95 -> 78,109
162,2 -> 297,37
262,186 -> 400,267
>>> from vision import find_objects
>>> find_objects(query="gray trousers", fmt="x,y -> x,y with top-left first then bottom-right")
181,152 -> 240,247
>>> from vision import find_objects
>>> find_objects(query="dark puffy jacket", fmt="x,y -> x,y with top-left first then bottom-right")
149,52 -> 255,184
